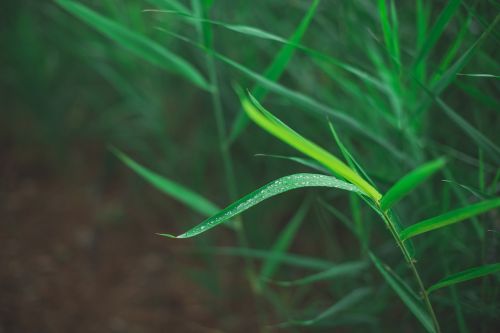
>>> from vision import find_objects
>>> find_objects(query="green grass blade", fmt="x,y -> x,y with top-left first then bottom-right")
268,261 -> 367,287
219,55 -> 407,162
227,0 -> 320,143
378,0 -> 400,69
436,97 -> 500,162
56,0 -> 211,91
259,199 -> 311,279
145,0 -> 192,15
202,247 -> 334,271
428,263 -> 500,293
278,288 -> 372,327
110,147 -> 219,216
412,0 -> 462,69
328,119 -> 376,187
161,173 -> 361,238
255,154 -> 329,174
369,252 -> 435,333
241,91 -> 382,202
400,198 -> 500,240
380,158 -> 446,211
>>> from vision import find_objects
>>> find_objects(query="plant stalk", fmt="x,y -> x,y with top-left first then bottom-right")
381,210 -> 441,333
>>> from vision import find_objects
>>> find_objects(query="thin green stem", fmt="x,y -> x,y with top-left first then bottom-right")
381,210 -> 441,333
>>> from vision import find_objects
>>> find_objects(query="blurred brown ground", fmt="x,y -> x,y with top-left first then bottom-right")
0,141 -> 256,333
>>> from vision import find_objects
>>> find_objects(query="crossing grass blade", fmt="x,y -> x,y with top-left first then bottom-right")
254,153 -> 329,174
428,263 -> 500,293
412,0 -> 462,70
259,199 -> 311,279
159,173 -> 361,238
277,288 -> 372,327
110,147 -> 219,217
145,0 -> 191,15
154,28 -> 407,161
369,252 -> 436,333
328,119 -> 376,187
201,247 -> 335,271
221,55 -> 406,162
240,90 -> 382,202
380,158 -> 446,211
56,0 -> 211,91
267,261 -> 367,287
228,0 -> 320,143
400,197 -> 500,241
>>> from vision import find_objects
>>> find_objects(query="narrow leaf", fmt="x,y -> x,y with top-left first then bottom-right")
57,0 -> 211,90
228,0 -> 320,142
110,147 -> 219,216
268,261 -> 367,287
428,263 -> 500,293
260,199 -> 311,279
255,153 -> 329,174
241,91 -> 382,202
380,158 -> 446,211
369,252 -> 435,333
160,173 -> 360,238
400,198 -> 500,240
201,247 -> 335,271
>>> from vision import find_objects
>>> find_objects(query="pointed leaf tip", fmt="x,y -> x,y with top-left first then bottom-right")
156,233 -> 178,239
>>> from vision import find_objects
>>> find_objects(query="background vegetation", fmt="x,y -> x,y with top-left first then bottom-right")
1,0 -> 499,332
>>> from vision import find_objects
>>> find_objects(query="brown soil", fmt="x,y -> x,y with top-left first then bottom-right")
0,144 -> 256,333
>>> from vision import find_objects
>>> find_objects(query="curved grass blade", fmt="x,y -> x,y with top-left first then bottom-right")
259,198 -> 311,279
428,263 -> 500,293
240,90 -> 382,202
369,252 -> 435,333
110,147 -> 219,216
56,0 -> 211,91
267,261 -> 367,287
160,173 -> 361,238
201,247 -> 334,271
277,288 -> 371,327
400,197 -> 500,241
380,158 -> 446,211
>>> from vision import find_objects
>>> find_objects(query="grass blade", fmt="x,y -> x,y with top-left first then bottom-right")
220,55 -> 407,162
56,0 -> 211,91
259,199 -> 311,279
400,197 -> 500,240
145,0 -> 191,15
369,252 -> 435,333
227,0 -> 320,143
202,247 -> 334,271
412,0 -> 462,69
278,288 -> 372,327
110,147 -> 219,216
240,90 -> 382,202
428,263 -> 500,293
380,158 -> 446,211
268,261 -> 367,287
161,173 -> 361,238
254,153 -> 329,174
